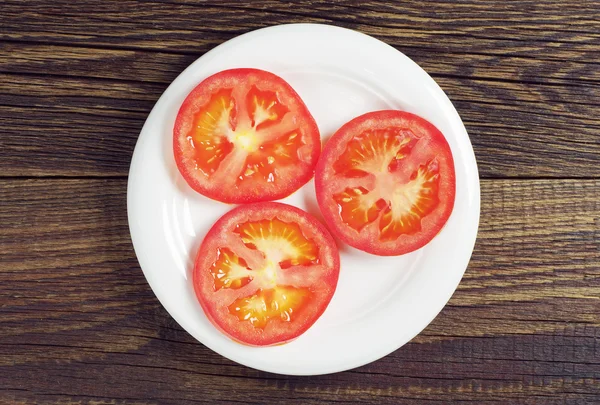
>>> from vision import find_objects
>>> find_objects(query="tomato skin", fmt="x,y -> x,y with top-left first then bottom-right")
315,110 -> 456,256
173,68 -> 321,204
193,202 -> 340,346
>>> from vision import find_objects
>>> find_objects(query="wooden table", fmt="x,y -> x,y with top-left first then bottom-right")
2,1 -> 599,404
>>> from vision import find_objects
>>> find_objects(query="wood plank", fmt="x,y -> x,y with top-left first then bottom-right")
0,75 -> 161,176
3,39 -> 600,87
2,0 -> 599,60
1,178 -> 598,404
0,43 -> 194,84
2,70 -> 599,177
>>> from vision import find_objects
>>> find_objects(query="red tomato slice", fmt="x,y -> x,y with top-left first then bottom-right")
174,68 -> 320,204
315,111 -> 456,256
193,202 -> 340,346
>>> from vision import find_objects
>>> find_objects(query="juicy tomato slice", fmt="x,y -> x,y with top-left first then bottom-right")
174,69 -> 321,204
315,111 -> 456,256
193,202 -> 340,346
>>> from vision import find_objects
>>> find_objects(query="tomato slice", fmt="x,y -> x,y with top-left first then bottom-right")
193,202 -> 340,346
174,69 -> 321,204
315,111 -> 456,256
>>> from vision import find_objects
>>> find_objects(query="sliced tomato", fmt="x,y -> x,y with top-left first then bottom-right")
193,202 -> 340,346
315,111 -> 456,256
174,68 -> 320,204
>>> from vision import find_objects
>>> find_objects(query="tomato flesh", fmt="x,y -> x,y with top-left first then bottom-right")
315,111 -> 455,256
228,286 -> 311,329
174,69 -> 320,204
193,202 -> 339,346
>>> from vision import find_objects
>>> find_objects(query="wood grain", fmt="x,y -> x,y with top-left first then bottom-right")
2,1 -> 600,403
0,75 -> 160,176
1,67 -> 599,178
2,0 -> 600,57
1,0 -> 600,178
1,179 -> 599,404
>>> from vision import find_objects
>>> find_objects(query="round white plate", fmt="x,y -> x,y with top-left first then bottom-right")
128,23 -> 480,375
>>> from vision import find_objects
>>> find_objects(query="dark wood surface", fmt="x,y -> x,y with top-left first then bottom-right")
1,1 -> 599,404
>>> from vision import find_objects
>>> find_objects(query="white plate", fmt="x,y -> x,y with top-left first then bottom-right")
128,23 -> 480,375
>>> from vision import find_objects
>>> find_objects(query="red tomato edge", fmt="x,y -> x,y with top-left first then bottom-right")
173,68 -> 321,204
315,110 -> 456,256
193,202 -> 340,346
